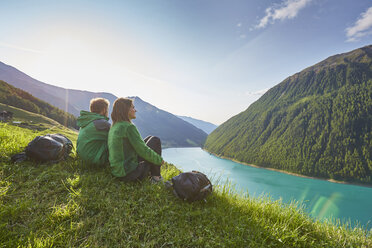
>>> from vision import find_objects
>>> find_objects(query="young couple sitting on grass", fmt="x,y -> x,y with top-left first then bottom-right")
76,97 -> 164,183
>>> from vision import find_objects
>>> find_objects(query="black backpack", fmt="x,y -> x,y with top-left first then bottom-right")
167,171 -> 213,202
12,134 -> 73,163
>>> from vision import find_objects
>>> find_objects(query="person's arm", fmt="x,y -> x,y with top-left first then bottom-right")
127,125 -> 163,165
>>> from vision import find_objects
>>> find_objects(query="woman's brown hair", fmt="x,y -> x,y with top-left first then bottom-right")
111,97 -> 133,124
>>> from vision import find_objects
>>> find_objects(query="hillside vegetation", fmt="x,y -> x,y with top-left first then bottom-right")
205,45 -> 372,185
0,80 -> 77,128
0,110 -> 371,247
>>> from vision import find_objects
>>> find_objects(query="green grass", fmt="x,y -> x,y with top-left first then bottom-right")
1,121 -> 371,247
0,103 -> 60,126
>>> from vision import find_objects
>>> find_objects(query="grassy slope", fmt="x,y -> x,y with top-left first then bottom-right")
0,103 -> 60,125
0,109 -> 371,247
0,103 -> 77,141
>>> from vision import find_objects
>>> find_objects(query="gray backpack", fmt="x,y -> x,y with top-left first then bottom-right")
166,171 -> 213,202
11,134 -> 73,164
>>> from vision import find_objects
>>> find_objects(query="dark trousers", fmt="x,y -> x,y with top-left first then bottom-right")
120,136 -> 162,182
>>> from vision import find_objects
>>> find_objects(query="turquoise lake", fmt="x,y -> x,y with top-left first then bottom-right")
163,147 -> 372,229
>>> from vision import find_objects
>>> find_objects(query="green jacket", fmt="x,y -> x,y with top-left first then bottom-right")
76,111 -> 110,166
108,121 -> 162,177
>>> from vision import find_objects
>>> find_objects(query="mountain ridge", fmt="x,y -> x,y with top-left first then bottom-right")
204,45 -> 372,184
0,61 -> 81,115
177,115 -> 217,134
0,62 -> 207,148
130,96 -> 207,148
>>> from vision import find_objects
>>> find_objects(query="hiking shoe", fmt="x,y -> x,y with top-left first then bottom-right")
164,180 -> 173,189
150,176 -> 164,184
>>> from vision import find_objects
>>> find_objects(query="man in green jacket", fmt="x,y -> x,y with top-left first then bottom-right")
76,98 -> 111,166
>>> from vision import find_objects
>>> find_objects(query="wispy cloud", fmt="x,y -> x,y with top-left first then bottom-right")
346,6 -> 372,42
0,41 -> 43,53
254,0 -> 312,29
245,88 -> 269,96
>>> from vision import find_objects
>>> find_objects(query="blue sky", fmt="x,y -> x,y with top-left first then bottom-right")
0,0 -> 371,124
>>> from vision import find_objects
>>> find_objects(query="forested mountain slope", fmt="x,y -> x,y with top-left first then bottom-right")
0,80 -> 77,128
204,45 -> 372,184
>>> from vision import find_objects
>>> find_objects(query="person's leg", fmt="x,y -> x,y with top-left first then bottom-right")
144,136 -> 162,177
143,135 -> 152,143
120,162 -> 150,182
136,161 -> 151,180
138,136 -> 153,163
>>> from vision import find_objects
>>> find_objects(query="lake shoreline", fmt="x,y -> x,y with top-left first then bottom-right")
202,148 -> 372,189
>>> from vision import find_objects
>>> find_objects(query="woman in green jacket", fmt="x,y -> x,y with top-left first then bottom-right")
108,97 -> 164,182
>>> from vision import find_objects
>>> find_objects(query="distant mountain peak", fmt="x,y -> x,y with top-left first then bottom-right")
177,115 -> 218,134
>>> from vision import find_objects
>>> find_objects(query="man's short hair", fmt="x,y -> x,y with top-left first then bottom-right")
90,98 -> 109,114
